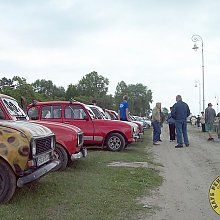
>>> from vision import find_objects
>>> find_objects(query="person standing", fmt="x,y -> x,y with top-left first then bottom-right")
217,112 -> 220,139
200,111 -> 206,132
196,115 -> 201,127
118,95 -> 130,121
167,107 -> 176,142
205,103 -> 216,141
92,100 -> 97,106
171,95 -> 190,148
151,102 -> 161,145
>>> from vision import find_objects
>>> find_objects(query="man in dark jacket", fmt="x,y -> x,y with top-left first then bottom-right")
171,95 -> 190,148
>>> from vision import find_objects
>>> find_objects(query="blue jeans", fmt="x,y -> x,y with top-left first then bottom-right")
152,121 -> 161,142
175,120 -> 189,145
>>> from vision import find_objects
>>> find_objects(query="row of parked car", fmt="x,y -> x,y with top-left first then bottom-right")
0,93 -> 150,203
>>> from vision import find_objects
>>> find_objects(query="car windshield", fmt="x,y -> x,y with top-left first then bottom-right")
2,97 -> 27,117
85,106 -> 95,119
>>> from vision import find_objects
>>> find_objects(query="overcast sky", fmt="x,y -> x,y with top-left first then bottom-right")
1,0 -> 220,115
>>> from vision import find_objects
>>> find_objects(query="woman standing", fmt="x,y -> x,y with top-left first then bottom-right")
167,107 -> 176,142
200,111 -> 206,132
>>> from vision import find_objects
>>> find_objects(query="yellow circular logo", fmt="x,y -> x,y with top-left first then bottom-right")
209,176 -> 220,215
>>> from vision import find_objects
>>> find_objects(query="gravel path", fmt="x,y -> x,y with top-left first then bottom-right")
140,124 -> 220,220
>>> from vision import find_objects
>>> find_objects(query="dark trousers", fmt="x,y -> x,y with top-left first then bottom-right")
201,123 -> 206,132
169,123 -> 176,140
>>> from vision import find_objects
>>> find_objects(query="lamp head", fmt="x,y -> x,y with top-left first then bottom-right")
192,44 -> 199,51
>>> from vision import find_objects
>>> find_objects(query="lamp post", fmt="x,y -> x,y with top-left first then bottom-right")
191,34 -> 205,111
215,95 -> 219,113
195,80 -> 201,114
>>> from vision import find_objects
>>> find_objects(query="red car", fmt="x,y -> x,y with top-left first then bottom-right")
27,100 -> 135,151
0,94 -> 87,171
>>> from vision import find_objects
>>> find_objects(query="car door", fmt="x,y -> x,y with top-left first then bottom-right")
62,103 -> 95,145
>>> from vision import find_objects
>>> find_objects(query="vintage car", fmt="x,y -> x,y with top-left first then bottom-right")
0,94 -> 87,171
103,108 -> 144,139
0,120 -> 59,203
27,100 -> 135,151
87,105 -> 140,141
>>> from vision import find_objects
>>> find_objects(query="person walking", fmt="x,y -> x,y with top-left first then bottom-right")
200,111 -> 206,132
151,102 -> 161,145
171,95 -> 190,148
205,103 -> 216,141
196,115 -> 201,127
167,107 -> 176,142
118,95 -> 130,121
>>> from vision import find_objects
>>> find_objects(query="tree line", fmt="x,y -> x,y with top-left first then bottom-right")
0,71 -> 153,116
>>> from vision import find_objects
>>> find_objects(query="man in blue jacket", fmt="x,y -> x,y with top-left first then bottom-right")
171,95 -> 190,148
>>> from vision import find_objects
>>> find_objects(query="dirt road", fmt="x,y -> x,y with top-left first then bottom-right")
141,124 -> 220,220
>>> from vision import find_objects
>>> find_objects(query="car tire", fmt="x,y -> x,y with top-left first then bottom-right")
53,144 -> 68,171
0,159 -> 16,203
105,133 -> 125,152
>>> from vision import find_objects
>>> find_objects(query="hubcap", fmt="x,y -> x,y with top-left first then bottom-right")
108,136 -> 121,150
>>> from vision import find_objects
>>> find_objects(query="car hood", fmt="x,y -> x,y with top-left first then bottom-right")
0,120 -> 53,139
121,121 -> 138,132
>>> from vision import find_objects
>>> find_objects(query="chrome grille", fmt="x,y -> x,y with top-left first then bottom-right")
35,136 -> 53,155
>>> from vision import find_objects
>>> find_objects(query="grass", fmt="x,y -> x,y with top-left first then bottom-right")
0,129 -> 162,220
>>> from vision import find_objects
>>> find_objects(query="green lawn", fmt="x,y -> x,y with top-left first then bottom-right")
0,129 -> 162,220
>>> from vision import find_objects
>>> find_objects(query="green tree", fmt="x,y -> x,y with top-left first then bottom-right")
0,76 -> 36,105
32,79 -> 54,97
12,76 -> 36,104
0,77 -> 14,89
66,84 -> 79,100
77,71 -> 109,98
0,77 -> 15,95
114,81 -> 128,105
115,81 -> 152,116
32,79 -> 65,100
98,94 -> 115,109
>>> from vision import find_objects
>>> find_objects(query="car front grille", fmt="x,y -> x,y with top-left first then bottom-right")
35,136 -> 53,155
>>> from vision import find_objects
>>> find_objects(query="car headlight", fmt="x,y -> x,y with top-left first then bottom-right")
32,140 -> 37,155
51,136 -> 55,150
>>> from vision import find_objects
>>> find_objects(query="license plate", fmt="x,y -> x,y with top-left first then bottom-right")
37,153 -> 50,166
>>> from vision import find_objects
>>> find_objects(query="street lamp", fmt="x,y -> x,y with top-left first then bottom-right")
195,80 -> 201,114
215,95 -> 219,113
191,34 -> 205,111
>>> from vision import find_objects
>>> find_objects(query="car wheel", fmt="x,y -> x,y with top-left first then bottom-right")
105,133 -> 125,152
0,159 -> 16,203
53,144 -> 68,171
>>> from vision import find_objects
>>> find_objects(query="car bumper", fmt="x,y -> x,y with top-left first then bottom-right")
127,137 -> 135,144
133,133 -> 139,140
138,132 -> 144,138
71,147 -> 88,160
17,159 -> 60,187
